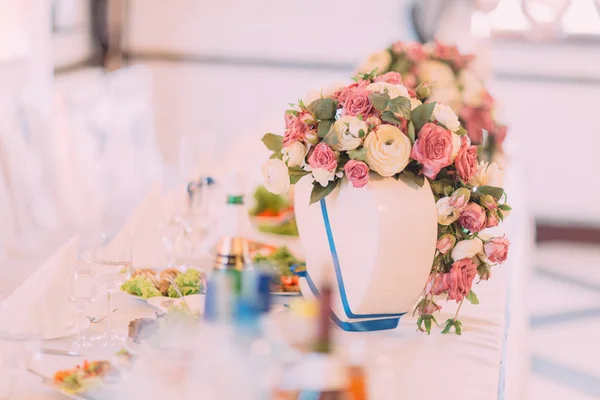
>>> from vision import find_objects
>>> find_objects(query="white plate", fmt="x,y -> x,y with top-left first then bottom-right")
146,294 -> 205,315
43,316 -> 91,340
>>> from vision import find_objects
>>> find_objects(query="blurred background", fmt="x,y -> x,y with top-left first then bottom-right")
1,0 -> 599,398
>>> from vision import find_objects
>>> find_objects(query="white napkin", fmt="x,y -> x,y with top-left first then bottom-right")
0,236 -> 79,339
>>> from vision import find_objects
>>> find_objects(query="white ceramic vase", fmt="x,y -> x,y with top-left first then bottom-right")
294,175 -> 437,331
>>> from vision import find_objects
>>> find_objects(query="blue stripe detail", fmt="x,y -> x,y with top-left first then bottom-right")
295,269 -> 400,332
319,199 -> 405,319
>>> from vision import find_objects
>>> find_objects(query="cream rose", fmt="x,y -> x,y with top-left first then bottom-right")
418,60 -> 456,87
366,82 -> 410,99
364,125 -> 411,177
432,103 -> 460,132
459,70 -> 484,108
262,159 -> 290,194
429,86 -> 463,114
356,50 -> 392,74
451,133 -> 462,160
410,98 -> 422,110
436,197 -> 460,225
470,161 -> 504,187
451,238 -> 484,262
282,142 -> 308,167
311,168 -> 336,187
332,116 -> 362,151
322,82 -> 346,98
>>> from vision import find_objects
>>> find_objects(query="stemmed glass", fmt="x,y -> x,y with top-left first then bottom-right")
69,267 -> 97,351
91,230 -> 132,347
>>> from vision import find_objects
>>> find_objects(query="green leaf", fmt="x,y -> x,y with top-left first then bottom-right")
424,318 -> 432,335
441,318 -> 454,334
401,170 -> 425,188
369,92 -> 391,111
456,126 -> 468,136
307,98 -> 337,120
317,120 -> 334,138
269,151 -> 282,160
476,185 -> 505,200
262,133 -> 284,153
285,109 -> 299,117
309,179 -> 339,205
466,290 -> 479,305
322,129 -> 339,147
387,96 -> 411,119
455,320 -> 463,335
416,315 -> 424,332
288,167 -> 310,184
347,146 -> 368,161
381,110 -> 401,125
410,102 -> 436,132
407,122 -> 416,144
390,57 -> 412,74
499,203 -> 512,211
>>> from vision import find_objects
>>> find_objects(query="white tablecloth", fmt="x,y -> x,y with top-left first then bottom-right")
1,168 -> 532,400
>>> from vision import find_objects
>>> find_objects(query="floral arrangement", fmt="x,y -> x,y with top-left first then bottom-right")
357,40 -> 507,161
261,69 -> 511,334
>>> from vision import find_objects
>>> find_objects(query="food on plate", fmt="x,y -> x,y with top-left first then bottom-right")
53,360 -> 113,393
250,185 -> 299,237
128,317 -> 161,343
120,268 -> 206,299
128,309 -> 199,345
253,246 -> 302,293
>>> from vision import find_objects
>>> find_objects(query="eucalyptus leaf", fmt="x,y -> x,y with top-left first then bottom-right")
424,318 -> 432,335
381,111 -> 401,125
441,318 -> 454,334
407,122 -> 416,144
456,126 -> 468,136
477,185 -> 505,200
466,290 -> 479,305
289,167 -> 310,184
410,102 -> 436,132
309,179 -> 339,205
369,92 -> 390,111
308,98 -> 337,120
499,203 -> 512,211
262,133 -> 284,153
322,129 -> 339,147
347,146 -> 368,161
401,170 -> 425,188
388,96 -> 411,119
269,151 -> 283,160
317,120 -> 334,138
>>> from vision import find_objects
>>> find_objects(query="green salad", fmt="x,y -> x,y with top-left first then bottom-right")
120,276 -> 161,299
250,185 -> 289,216
254,246 -> 299,278
167,269 -> 205,297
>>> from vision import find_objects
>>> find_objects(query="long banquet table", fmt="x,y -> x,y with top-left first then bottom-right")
1,162 -> 533,400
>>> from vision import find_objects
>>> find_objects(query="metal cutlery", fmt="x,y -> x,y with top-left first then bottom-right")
40,348 -> 80,357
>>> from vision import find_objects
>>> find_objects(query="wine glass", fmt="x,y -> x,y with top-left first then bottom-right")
69,267 -> 97,351
91,230 -> 132,347
160,212 -> 192,269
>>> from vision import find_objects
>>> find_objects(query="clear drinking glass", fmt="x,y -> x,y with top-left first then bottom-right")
69,268 -> 97,351
91,230 -> 132,347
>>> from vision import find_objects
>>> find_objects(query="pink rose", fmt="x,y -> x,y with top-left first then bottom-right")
460,107 -> 494,145
436,234 -> 456,254
403,72 -> 418,89
454,137 -> 478,183
443,258 -> 478,302
308,143 -> 337,172
405,42 -> 427,63
373,71 -> 403,85
479,194 -> 497,210
449,188 -> 470,211
283,111 -> 316,147
484,237 -> 510,263
420,299 -> 441,315
334,80 -> 370,103
341,88 -> 374,117
486,210 -> 500,229
459,203 -> 486,233
410,122 -> 453,179
344,160 -> 370,188
426,272 -> 448,296
492,124 -> 507,148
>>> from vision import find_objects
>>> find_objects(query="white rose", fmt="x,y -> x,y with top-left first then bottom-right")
356,50 -> 392,75
332,116 -> 362,151
348,118 -> 369,137
451,238 -> 484,262
429,86 -> 463,114
282,142 -> 308,168
470,161 -> 504,187
262,159 -> 290,194
366,82 -> 410,99
418,60 -> 456,87
312,168 -> 336,187
436,197 -> 460,225
432,103 -> 460,132
451,133 -> 461,160
410,98 -> 422,110
364,125 -> 411,177
459,69 -> 484,108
